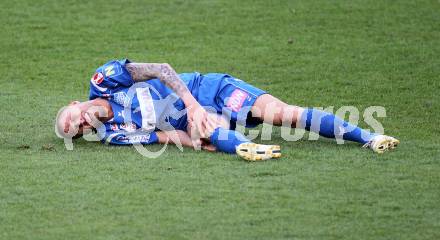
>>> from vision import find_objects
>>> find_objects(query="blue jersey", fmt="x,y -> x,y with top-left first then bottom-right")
89,59 -> 266,145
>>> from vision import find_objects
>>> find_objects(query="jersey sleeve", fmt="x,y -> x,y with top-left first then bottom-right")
101,130 -> 159,145
89,59 -> 134,100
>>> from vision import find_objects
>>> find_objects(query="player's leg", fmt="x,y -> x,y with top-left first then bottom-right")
199,113 -> 247,154
187,112 -> 281,161
209,127 -> 281,161
192,73 -> 284,160
250,94 -> 399,153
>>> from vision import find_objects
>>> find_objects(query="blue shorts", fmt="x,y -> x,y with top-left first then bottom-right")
195,73 -> 266,128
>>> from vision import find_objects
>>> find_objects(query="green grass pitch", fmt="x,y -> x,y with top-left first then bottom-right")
1,0 -> 439,239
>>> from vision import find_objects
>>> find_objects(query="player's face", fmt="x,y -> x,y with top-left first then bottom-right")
57,101 -> 95,138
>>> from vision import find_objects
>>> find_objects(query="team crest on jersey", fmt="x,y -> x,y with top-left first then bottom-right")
226,89 -> 249,112
91,72 -> 104,85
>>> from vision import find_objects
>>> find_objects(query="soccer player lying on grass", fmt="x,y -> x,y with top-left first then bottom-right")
56,59 -> 399,161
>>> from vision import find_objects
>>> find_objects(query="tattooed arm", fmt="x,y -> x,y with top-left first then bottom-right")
125,62 -> 209,138
125,63 -> 195,107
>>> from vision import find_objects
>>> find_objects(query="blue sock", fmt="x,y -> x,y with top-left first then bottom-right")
209,128 -> 250,154
299,108 -> 376,144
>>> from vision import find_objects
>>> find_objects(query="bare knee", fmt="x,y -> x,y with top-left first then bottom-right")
265,104 -> 303,126
279,105 -> 304,127
251,94 -> 304,126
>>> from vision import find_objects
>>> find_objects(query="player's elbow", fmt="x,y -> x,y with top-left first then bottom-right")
159,63 -> 173,74
161,63 -> 172,69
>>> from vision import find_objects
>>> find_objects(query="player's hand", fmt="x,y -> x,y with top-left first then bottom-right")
201,143 -> 217,152
204,113 -> 225,136
187,103 -> 209,138
188,136 -> 216,152
191,138 -> 202,150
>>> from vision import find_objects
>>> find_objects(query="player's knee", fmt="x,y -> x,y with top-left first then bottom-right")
277,105 -> 304,127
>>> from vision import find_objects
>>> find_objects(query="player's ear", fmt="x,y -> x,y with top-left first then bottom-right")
69,101 -> 80,106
